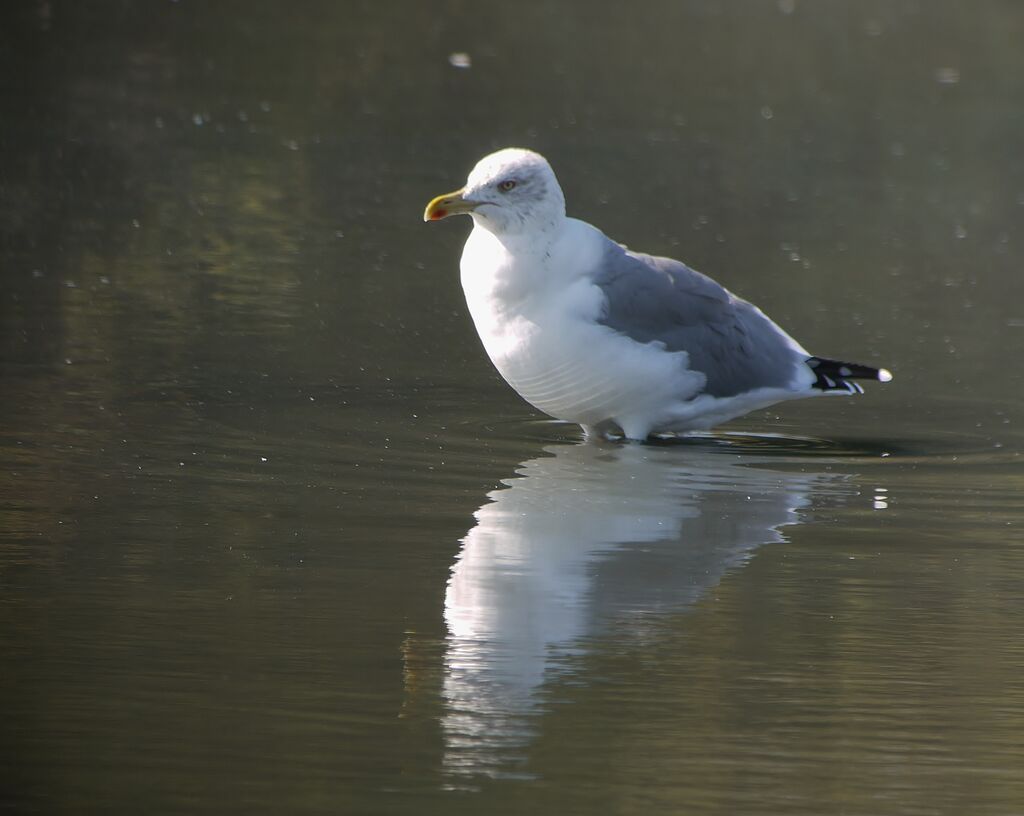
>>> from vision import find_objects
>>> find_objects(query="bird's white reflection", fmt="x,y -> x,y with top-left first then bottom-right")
441,439 -> 845,779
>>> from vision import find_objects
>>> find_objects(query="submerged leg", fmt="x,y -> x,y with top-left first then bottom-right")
581,420 -> 621,442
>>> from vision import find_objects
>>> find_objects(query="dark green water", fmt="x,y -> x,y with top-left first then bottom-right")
2,2 -> 1023,814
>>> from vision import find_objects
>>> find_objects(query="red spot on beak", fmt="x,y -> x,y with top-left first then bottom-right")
431,209 -> 447,220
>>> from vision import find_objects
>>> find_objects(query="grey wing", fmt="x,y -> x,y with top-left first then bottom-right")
592,240 -> 806,398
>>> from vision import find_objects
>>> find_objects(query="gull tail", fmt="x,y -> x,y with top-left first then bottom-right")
806,356 -> 893,394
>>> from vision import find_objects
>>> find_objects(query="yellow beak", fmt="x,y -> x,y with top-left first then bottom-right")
423,188 -> 479,222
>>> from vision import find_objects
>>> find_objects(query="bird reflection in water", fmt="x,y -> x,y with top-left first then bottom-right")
438,436 -> 847,780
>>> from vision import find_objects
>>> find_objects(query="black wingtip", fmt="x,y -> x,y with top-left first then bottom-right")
807,356 -> 893,393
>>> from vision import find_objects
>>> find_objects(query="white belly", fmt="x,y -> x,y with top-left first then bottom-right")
459,219 -> 705,437
468,283 -> 706,432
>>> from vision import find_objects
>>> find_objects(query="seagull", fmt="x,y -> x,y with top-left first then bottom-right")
424,148 -> 892,441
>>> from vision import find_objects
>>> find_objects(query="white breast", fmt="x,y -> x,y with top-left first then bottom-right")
460,220 -> 705,431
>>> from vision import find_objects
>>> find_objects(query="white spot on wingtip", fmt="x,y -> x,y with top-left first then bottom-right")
878,368 -> 893,382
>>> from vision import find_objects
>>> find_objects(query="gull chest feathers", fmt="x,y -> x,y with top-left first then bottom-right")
460,219 -> 606,383
424,148 -> 891,441
459,214 -> 691,432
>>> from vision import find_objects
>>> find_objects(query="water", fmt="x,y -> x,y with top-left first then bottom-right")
2,1 -> 1023,814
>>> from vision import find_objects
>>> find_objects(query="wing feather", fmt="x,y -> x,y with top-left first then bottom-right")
592,240 -> 806,398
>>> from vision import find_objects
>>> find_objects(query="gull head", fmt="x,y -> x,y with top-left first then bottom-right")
424,148 -> 566,236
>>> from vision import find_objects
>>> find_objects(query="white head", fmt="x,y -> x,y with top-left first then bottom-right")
424,148 -> 566,237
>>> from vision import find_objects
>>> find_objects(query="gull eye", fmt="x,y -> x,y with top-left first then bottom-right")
497,179 -> 517,192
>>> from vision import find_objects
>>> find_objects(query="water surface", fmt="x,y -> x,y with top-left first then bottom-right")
2,2 -> 1023,814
